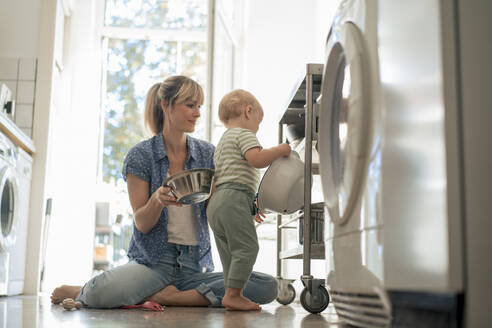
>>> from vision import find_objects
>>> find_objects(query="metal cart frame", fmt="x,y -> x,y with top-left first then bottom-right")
275,63 -> 330,313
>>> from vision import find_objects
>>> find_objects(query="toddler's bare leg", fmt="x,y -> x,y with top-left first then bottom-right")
144,285 -> 210,306
221,287 -> 261,311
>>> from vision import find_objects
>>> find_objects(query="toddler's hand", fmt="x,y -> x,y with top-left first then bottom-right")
279,143 -> 291,157
255,208 -> 266,223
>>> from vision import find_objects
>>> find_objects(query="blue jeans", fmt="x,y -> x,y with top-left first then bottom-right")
76,243 -> 278,308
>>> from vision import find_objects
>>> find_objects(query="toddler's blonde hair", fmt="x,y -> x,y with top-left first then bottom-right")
218,89 -> 260,124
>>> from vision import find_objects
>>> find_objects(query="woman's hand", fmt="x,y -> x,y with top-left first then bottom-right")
152,186 -> 182,208
127,174 -> 182,234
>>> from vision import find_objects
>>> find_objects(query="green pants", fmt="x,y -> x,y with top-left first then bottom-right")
206,183 -> 259,289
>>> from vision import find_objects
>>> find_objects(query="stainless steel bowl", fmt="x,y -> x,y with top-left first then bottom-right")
164,168 -> 215,205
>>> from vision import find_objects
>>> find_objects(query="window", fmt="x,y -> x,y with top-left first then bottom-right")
93,0 -> 208,272
100,0 -> 208,184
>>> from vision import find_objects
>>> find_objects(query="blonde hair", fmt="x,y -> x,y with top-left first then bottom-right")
218,89 -> 260,124
144,75 -> 204,135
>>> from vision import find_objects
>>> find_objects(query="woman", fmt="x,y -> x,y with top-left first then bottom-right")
51,75 -> 278,308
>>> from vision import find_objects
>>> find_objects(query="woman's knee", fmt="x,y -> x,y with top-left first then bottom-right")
258,274 -> 278,304
246,272 -> 278,304
80,273 -> 129,308
80,275 -> 110,308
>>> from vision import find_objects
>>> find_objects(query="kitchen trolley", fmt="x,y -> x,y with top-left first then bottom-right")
274,63 -> 330,313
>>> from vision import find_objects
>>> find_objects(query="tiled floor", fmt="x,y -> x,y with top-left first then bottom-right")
0,294 -> 346,328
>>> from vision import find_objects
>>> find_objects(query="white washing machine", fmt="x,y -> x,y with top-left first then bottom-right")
0,133 -> 19,296
318,0 -> 472,327
7,146 -> 32,295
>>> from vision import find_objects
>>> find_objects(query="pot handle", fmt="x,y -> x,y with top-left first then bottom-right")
162,183 -> 179,200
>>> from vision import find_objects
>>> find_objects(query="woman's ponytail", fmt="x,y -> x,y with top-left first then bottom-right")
144,82 -> 164,136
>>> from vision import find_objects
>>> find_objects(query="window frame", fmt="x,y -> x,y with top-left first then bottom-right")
207,0 -> 244,142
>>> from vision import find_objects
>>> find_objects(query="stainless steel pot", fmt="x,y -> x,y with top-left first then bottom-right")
164,168 -> 215,204
257,151 -> 305,214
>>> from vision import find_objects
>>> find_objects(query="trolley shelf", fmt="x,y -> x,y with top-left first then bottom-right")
279,243 -> 325,260
278,212 -> 303,229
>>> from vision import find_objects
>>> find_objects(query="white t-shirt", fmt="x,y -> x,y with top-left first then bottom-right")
166,175 -> 200,246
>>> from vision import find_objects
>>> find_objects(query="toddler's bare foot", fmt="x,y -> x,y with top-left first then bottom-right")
51,285 -> 82,304
222,294 -> 261,311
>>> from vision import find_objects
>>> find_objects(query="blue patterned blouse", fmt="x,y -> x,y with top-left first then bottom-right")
122,133 -> 215,272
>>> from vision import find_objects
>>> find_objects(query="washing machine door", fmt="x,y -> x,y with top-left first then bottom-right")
318,22 -> 373,225
0,166 -> 19,251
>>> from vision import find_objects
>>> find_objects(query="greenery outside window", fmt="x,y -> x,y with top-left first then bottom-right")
100,0 -> 208,185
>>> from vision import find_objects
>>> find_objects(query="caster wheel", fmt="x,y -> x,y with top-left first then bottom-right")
300,285 -> 329,314
277,284 -> 296,305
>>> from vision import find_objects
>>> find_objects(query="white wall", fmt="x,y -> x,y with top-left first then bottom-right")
240,0 -> 317,148
41,0 -> 101,292
0,0 -> 43,137
0,0 -> 41,58
239,0 -> 339,148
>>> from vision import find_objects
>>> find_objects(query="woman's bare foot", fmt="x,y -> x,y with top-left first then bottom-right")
155,285 -> 180,300
145,285 -> 209,306
222,294 -> 261,311
145,285 -> 179,305
51,285 -> 82,304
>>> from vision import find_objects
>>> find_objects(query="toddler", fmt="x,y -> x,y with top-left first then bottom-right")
206,89 -> 291,311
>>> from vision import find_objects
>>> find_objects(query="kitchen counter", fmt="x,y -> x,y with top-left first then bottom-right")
0,111 -> 35,155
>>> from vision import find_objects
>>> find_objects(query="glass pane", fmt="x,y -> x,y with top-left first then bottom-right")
331,57 -> 345,188
181,41 -> 207,137
331,56 -> 354,216
181,42 -> 207,85
103,38 -> 207,183
105,0 -> 207,30
1,180 -> 14,237
103,38 -> 177,183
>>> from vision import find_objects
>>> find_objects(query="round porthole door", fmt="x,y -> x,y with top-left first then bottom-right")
318,22 -> 374,225
0,166 -> 19,251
